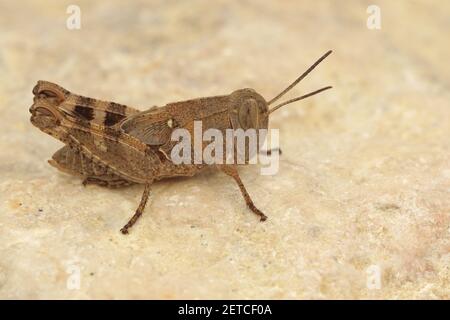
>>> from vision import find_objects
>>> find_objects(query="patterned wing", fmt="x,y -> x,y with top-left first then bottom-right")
33,80 -> 140,127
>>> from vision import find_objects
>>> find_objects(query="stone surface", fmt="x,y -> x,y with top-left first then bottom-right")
0,0 -> 449,299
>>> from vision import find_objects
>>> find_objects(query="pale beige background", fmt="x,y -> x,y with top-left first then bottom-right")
0,0 -> 449,299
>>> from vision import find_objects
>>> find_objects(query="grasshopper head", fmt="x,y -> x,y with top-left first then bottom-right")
228,88 -> 269,131
228,51 -> 333,133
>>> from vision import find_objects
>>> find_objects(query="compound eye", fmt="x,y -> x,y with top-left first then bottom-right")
238,98 -> 259,129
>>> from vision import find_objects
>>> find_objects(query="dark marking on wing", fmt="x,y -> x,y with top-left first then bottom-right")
104,111 -> 126,126
102,102 -> 128,126
74,105 -> 95,121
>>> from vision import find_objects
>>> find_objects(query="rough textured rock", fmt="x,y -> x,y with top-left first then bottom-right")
0,0 -> 448,299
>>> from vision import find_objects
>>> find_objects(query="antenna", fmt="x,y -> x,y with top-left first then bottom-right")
267,86 -> 332,115
267,50 -> 332,106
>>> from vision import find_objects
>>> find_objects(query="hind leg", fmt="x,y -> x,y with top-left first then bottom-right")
49,145 -> 135,188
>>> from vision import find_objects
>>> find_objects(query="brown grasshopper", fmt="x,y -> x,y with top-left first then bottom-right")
29,50 -> 332,234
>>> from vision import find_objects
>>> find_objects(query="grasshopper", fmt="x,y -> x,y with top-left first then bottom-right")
29,50 -> 332,234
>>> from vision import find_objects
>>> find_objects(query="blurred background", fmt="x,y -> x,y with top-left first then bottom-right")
0,0 -> 448,299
